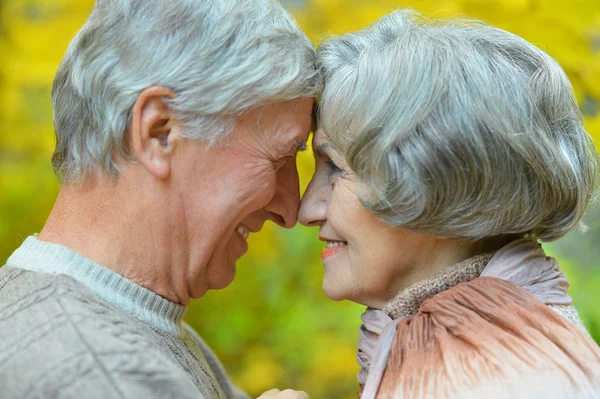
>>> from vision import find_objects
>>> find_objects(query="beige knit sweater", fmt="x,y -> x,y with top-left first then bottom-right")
1,237 -> 248,399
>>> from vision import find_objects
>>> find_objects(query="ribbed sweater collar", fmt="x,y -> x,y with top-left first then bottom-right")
6,236 -> 186,336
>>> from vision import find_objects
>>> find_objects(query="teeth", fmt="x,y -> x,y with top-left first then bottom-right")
326,241 -> 347,248
236,226 -> 250,240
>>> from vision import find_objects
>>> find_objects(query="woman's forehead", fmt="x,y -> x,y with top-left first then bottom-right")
313,128 -> 328,142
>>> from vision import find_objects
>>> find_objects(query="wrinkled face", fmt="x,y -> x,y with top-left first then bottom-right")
174,98 -> 313,296
298,129 -> 447,308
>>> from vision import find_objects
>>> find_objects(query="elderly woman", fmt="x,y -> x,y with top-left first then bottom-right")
299,9 -> 600,399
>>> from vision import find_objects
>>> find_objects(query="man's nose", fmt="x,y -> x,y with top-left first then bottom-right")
298,175 -> 327,227
264,160 -> 301,229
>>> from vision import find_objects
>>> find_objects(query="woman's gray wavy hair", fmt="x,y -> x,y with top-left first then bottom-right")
317,9 -> 599,242
52,0 -> 320,183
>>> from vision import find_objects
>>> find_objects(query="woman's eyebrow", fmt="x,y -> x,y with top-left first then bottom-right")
313,143 -> 334,159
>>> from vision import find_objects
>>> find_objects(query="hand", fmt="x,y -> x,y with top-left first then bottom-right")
257,388 -> 310,399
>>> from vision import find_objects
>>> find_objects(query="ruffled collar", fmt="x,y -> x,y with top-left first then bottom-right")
357,252 -> 494,386
357,238 -> 571,394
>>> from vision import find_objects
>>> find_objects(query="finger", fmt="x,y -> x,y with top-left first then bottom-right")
257,388 -> 281,398
280,389 -> 310,399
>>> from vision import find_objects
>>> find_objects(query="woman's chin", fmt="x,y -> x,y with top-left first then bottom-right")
322,279 -> 384,308
322,279 -> 350,302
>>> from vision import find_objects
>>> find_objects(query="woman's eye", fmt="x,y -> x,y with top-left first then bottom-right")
325,159 -> 340,172
325,159 -> 343,180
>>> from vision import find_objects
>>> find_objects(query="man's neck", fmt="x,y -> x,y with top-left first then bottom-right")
38,177 -> 192,305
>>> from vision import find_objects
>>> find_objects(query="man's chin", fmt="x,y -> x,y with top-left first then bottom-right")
211,275 -> 236,290
207,259 -> 238,291
203,239 -> 246,292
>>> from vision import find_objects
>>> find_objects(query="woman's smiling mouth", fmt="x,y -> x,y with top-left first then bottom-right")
322,241 -> 347,259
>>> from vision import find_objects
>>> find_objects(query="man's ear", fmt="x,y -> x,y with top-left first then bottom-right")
128,86 -> 178,180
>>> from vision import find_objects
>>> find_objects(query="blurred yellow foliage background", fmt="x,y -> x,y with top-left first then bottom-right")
1,0 -> 599,398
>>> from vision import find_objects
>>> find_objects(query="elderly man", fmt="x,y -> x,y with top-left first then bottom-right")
0,0 -> 317,398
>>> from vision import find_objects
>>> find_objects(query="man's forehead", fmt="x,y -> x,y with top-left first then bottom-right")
266,97 -> 313,153
282,113 -> 312,152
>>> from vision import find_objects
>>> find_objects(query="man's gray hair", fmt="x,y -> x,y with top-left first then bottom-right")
317,9 -> 599,242
52,0 -> 320,182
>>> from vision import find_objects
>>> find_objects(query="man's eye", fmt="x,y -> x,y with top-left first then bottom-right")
275,157 -> 291,171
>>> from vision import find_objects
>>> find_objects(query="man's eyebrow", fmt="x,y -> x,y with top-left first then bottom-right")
282,139 -> 307,154
294,139 -> 307,152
